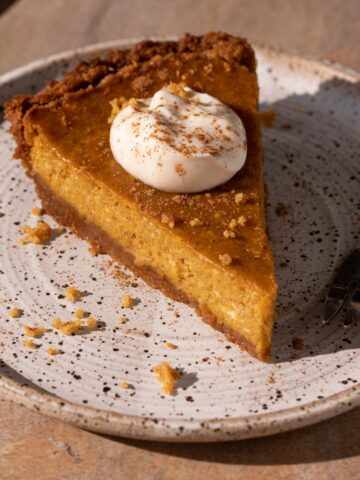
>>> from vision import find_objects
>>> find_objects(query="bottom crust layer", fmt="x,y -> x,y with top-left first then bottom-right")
34,174 -> 269,361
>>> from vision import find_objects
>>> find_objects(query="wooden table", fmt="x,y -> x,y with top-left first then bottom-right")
0,1 -> 359,478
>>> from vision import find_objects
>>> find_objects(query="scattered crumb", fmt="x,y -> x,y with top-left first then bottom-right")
31,207 -> 43,216
275,203 -> 290,217
65,287 -> 81,303
22,340 -> 38,349
73,309 -> 85,319
86,317 -> 97,330
268,375 -> 276,384
47,347 -> 61,356
108,97 -> 140,123
161,213 -> 175,229
9,307 -> 22,318
260,109 -> 276,128
175,163 -> 186,177
119,316 -> 129,324
228,219 -> 237,230
52,318 -> 62,329
121,295 -> 134,308
19,221 -> 52,245
189,218 -> 202,227
219,253 -> 232,266
292,338 -> 304,350
223,230 -> 235,239
173,195 -> 183,204
165,82 -> 189,97
165,341 -> 177,350
152,361 -> 180,395
52,318 -> 82,336
234,192 -> 244,204
88,245 -> 100,256
24,325 -> 47,338
120,382 -> 129,390
237,215 -> 246,227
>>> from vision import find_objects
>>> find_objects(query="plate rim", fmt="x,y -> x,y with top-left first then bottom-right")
0,37 -> 359,442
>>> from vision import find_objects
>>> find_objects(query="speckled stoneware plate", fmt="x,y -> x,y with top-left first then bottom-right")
0,38 -> 359,442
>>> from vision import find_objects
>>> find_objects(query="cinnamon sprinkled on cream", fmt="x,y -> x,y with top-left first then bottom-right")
110,84 -> 247,193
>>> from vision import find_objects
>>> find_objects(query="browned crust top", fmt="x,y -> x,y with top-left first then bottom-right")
5,32 -> 255,163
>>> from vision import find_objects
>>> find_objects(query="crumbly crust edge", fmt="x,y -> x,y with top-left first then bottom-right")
4,32 -> 256,166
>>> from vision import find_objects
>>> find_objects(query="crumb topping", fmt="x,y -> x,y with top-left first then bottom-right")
19,221 -> 51,244
223,230 -> 235,238
189,218 -> 202,227
237,215 -> 246,226
108,97 -> 139,123
219,253 -> 232,266
152,361 -> 180,395
228,218 -> 237,230
164,82 -> 189,97
161,213 -> 175,229
234,192 -> 244,204
120,382 -> 129,390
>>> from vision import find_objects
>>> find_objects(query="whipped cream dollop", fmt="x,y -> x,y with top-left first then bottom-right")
109,85 -> 247,193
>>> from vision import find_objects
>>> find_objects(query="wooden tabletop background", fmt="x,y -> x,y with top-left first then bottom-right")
0,1 -> 359,479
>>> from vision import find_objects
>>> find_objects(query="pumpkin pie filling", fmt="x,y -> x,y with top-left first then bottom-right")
5,33 -> 277,360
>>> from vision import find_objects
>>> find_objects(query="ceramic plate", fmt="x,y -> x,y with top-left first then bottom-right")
0,39 -> 359,442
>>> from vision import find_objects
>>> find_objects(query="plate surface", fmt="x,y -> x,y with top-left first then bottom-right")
0,39 -> 359,442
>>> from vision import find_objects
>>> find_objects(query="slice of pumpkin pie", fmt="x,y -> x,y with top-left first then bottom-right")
5,33 -> 277,360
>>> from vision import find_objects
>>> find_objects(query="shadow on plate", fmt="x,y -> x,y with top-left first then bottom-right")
100,408 -> 360,465
0,359 -> 52,395
257,77 -> 360,363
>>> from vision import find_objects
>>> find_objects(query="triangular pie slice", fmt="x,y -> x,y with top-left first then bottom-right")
5,33 -> 277,360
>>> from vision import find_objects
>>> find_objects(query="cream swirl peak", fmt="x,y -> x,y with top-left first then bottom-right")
109,84 -> 247,193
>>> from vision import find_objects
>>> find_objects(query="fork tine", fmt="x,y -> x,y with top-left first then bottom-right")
323,285 -> 348,323
343,288 -> 360,327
